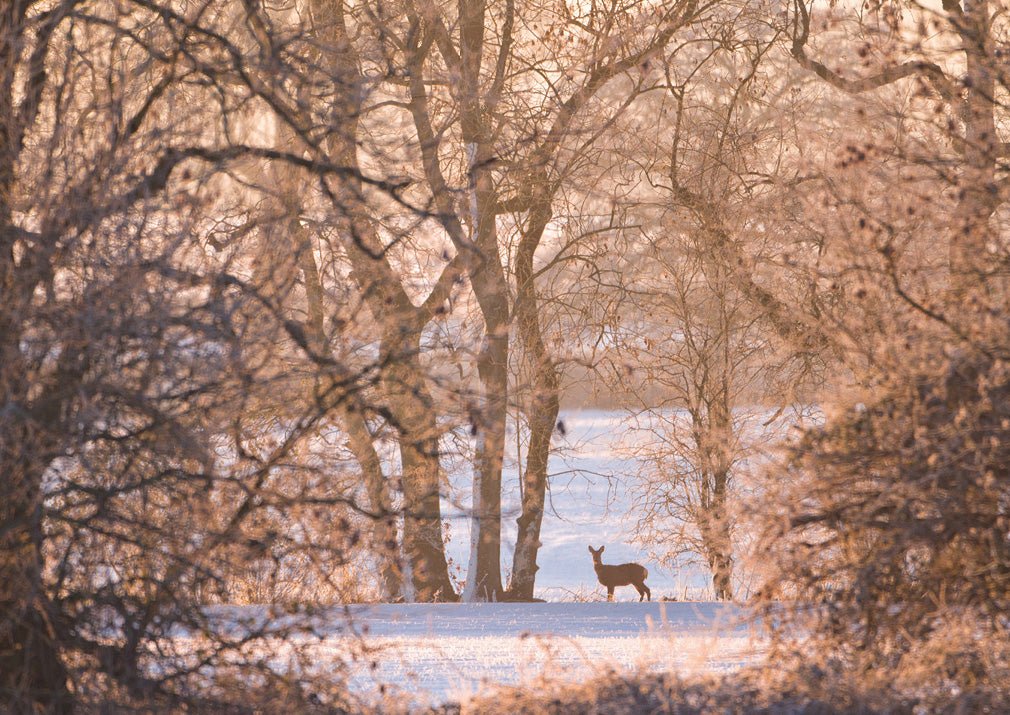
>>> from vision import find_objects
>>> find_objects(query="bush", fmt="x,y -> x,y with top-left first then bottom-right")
755,346 -> 1010,697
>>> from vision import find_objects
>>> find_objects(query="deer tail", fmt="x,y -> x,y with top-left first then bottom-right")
642,566 -> 649,580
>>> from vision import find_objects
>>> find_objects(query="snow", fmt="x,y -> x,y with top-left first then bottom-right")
344,601 -> 762,706
191,602 -> 764,707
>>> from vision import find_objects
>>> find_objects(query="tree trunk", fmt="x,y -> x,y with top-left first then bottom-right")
508,379 -> 558,600
399,432 -> 456,602
0,423 -> 71,712
384,346 -> 457,601
341,408 -> 402,602
461,160 -> 508,601
949,0 -> 996,302
295,233 -> 402,602
695,340 -> 735,601
462,293 -> 508,601
458,0 -> 507,602
508,200 -> 559,601
704,467 -> 734,601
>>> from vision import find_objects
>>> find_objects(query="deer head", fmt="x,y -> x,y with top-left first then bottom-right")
588,544 -> 605,565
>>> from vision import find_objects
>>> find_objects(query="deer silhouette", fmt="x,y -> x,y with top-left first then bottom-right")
588,545 -> 651,601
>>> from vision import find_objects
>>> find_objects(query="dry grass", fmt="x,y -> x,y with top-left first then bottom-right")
444,659 -> 1009,715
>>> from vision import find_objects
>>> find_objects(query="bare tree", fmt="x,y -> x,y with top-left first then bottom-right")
752,0 -> 1010,696
562,13 -> 816,600
385,0 -> 718,601
268,0 -> 464,602
619,240 -> 768,601
0,0 -> 421,707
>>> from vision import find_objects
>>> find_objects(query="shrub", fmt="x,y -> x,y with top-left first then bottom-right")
755,346 -> 1010,698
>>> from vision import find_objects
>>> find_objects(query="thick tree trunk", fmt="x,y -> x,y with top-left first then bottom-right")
461,154 -> 508,602
0,423 -> 71,712
384,348 -> 457,601
508,201 -> 559,601
399,433 -> 455,601
458,0 -> 507,600
508,381 -> 558,600
462,294 -> 508,601
703,469 -> 734,601
295,235 -> 402,601
949,0 -> 996,301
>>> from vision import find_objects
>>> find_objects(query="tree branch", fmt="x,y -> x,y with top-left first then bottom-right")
405,28 -> 477,256
501,1 -> 697,214
791,0 -> 956,101
419,251 -> 466,322
119,144 -> 411,209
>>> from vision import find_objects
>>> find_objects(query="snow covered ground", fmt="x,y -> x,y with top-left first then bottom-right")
195,602 -> 764,707
337,602 -> 763,706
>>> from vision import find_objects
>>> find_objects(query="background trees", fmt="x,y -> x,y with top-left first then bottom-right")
575,6 -> 818,600
3,0 -> 1009,707
753,0 -> 1010,698
353,0 -> 720,600
0,0 -> 411,708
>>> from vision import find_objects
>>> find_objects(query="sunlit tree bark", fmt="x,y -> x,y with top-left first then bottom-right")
292,0 -> 463,601
397,0 -> 702,601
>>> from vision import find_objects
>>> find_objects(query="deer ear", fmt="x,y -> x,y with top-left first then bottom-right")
587,545 -> 593,553
599,545 -> 605,553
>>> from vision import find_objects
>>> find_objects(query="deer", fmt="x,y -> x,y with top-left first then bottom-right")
588,545 -> 651,601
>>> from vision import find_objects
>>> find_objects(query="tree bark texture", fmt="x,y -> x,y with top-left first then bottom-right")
458,0 -> 508,601
307,0 -> 456,600
508,199 -> 559,600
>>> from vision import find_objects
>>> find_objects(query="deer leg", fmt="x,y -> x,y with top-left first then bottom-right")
634,583 -> 645,601
607,586 -> 614,602
643,583 -> 651,601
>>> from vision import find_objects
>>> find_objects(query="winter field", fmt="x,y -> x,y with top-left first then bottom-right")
193,602 -> 764,707
347,602 -> 763,706
343,602 -> 762,706
283,410 -> 772,706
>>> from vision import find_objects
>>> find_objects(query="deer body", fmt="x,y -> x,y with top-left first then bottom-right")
588,545 -> 651,601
